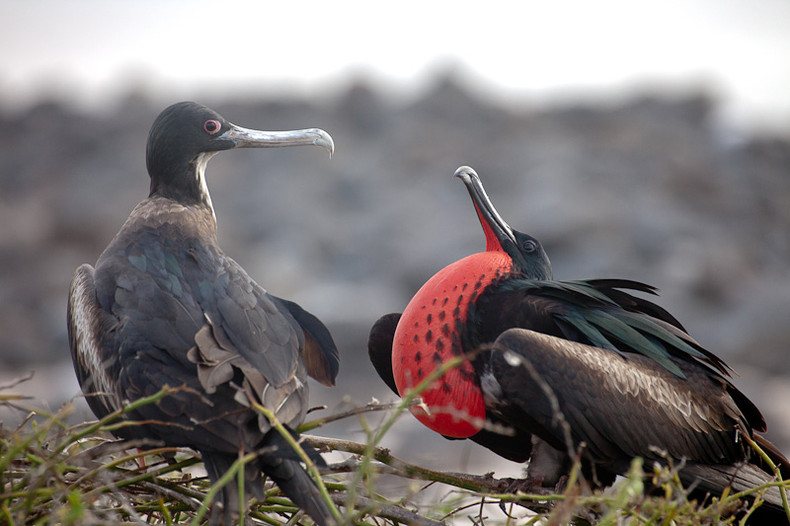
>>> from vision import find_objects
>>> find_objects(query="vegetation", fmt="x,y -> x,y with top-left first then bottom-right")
2,368 -> 789,525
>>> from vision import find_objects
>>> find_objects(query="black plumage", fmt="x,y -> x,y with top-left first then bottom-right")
68,102 -> 339,525
368,165 -> 788,519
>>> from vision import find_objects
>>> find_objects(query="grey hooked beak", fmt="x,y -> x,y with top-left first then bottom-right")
223,124 -> 335,157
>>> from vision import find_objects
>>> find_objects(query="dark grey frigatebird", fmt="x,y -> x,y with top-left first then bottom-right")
368,165 -> 789,520
68,102 -> 340,525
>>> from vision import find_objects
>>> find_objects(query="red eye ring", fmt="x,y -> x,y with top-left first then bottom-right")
203,119 -> 222,135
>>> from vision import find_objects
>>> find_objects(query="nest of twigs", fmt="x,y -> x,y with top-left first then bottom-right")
2,371 -> 788,525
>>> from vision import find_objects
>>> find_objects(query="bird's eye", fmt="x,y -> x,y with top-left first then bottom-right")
523,240 -> 537,253
203,119 -> 222,135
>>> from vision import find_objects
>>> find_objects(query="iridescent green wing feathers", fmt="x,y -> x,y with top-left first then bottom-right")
486,278 -> 732,379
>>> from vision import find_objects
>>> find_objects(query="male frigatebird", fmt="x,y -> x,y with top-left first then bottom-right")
68,102 -> 340,525
369,165 -> 789,518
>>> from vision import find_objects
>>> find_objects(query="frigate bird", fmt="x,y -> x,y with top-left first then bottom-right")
368,165 -> 788,518
68,102 -> 340,525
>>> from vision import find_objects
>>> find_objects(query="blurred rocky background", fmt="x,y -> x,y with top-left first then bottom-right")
1,75 -> 789,480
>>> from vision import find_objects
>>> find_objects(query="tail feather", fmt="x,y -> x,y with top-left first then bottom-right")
754,433 -> 790,479
681,462 -> 788,522
260,456 -> 334,526
258,429 -> 334,526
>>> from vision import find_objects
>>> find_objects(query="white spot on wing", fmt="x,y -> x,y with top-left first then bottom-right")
504,350 -> 522,367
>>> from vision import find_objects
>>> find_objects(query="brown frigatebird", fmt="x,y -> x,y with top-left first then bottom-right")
68,102 -> 339,525
368,165 -> 789,518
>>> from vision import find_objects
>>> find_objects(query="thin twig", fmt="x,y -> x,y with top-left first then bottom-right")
298,399 -> 404,433
306,435 -> 520,495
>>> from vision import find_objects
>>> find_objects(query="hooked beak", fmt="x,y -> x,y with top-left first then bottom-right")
454,165 -> 516,253
223,124 -> 335,157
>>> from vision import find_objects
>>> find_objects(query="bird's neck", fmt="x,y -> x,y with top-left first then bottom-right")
123,196 -> 218,243
148,152 -> 218,220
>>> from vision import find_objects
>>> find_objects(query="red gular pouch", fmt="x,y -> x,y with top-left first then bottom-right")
392,251 -> 514,437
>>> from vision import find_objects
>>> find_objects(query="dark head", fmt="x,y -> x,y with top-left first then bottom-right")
145,101 -> 334,207
454,165 -> 553,280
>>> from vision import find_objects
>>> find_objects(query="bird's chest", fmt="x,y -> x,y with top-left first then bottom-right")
392,251 -> 513,438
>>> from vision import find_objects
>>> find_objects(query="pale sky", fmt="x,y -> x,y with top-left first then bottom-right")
2,0 -> 789,132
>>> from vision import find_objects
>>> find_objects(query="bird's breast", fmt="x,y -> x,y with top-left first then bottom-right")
392,251 -> 513,437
